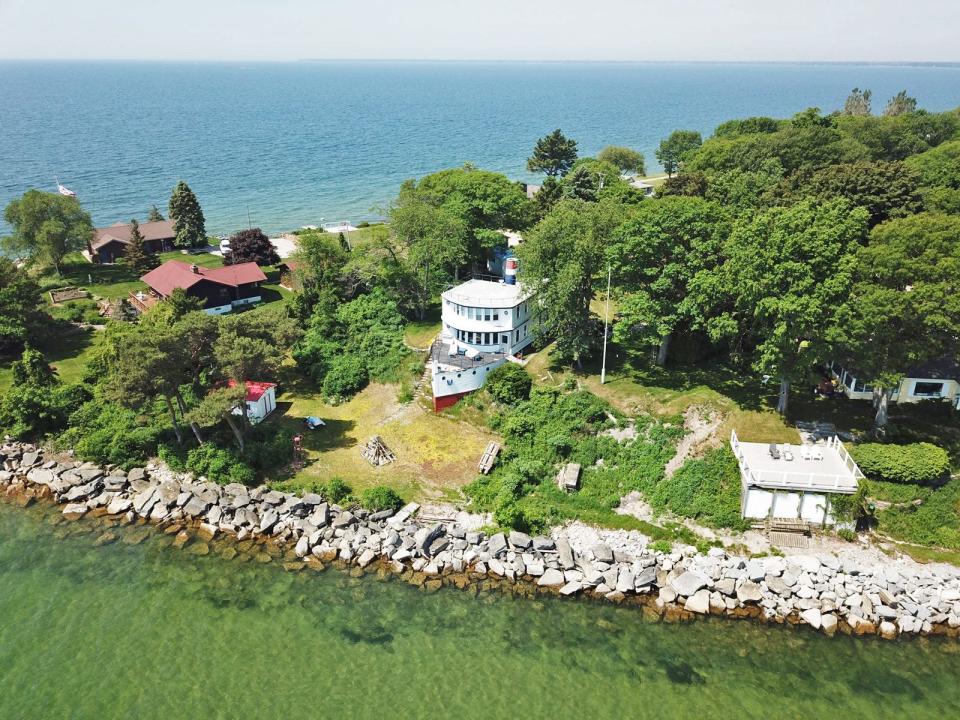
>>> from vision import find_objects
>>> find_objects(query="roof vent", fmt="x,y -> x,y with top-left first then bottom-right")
190,264 -> 199,274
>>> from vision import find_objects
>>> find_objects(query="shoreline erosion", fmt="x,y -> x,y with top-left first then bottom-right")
3,439 -> 960,642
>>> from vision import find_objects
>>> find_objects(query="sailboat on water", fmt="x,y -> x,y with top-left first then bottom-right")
55,177 -> 76,197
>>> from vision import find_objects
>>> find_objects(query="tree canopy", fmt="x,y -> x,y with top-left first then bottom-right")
655,130 -> 702,176
702,199 -> 869,415
224,228 -> 280,266
597,145 -> 646,175
0,258 -> 47,354
3,190 -> 93,275
123,218 -> 160,274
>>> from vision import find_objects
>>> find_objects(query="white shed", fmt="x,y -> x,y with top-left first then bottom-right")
228,380 -> 278,424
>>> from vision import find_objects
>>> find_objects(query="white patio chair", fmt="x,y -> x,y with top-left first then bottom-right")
811,446 -> 824,461
800,445 -> 812,461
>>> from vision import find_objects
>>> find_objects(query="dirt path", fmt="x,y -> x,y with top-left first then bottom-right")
664,406 -> 723,478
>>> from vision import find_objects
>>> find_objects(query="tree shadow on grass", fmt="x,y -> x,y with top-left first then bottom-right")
265,417 -> 358,482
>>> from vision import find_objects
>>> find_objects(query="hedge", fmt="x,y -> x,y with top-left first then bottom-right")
850,442 -> 950,485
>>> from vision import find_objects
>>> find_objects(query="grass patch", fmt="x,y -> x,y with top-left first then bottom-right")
404,305 -> 441,349
875,479 -> 960,550
264,380 -> 495,503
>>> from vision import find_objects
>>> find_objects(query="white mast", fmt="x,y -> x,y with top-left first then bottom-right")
600,263 -> 611,385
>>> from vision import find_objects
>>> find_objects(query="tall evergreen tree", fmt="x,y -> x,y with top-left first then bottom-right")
842,88 -> 873,116
883,91 -> 918,117
527,129 -> 578,177
147,204 -> 164,222
168,181 -> 206,248
124,219 -> 159,275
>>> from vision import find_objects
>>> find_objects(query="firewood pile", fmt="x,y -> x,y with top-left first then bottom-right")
360,435 -> 396,466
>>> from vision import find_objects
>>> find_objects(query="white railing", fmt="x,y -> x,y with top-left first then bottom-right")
730,430 -> 863,492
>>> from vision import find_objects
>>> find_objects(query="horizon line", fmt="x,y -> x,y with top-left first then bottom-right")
1,57 -> 959,66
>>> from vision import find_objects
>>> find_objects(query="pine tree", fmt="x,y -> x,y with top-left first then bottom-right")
527,129 -> 578,177
842,88 -> 872,116
124,219 -> 159,275
147,204 -> 164,222
168,181 -> 206,248
883,91 -> 917,117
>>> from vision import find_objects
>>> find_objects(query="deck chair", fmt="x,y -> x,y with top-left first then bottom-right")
800,444 -> 812,461
768,443 -> 781,460
811,446 -> 824,461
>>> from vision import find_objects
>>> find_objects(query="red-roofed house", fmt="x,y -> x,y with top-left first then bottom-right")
228,379 -> 278,423
132,260 -> 267,315
89,220 -> 176,263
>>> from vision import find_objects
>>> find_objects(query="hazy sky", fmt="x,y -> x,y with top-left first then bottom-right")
1,0 -> 958,62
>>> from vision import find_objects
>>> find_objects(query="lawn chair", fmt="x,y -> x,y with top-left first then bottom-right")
811,445 -> 824,461
782,446 -> 795,461
768,443 -> 781,460
800,444 -> 812,461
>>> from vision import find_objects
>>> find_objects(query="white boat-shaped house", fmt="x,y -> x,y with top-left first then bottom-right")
430,269 -> 535,411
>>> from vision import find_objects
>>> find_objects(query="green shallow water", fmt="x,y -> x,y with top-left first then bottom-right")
2,502 -> 960,720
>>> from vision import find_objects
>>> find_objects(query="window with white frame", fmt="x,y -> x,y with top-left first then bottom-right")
913,381 -> 944,397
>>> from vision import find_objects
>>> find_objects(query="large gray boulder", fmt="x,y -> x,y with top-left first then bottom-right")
555,537 -> 575,570
685,589 -> 711,614
487,532 -> 508,557
671,571 -> 709,597
508,531 -> 532,550
591,543 -> 614,564
259,509 -> 279,533
538,568 -> 565,587
736,581 -> 763,603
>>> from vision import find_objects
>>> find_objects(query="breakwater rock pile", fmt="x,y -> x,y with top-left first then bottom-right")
3,440 -> 960,641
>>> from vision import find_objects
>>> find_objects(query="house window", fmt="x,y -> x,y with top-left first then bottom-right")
484,310 -> 491,321
913,381 -> 944,397
493,312 -> 499,321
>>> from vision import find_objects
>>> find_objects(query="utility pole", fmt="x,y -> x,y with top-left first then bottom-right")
600,263 -> 611,384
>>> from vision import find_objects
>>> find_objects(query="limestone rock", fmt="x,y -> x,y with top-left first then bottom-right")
671,571 -> 709,597
685,589 -> 711,614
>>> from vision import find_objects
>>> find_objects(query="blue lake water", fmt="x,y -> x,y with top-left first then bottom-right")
1,61 -> 959,234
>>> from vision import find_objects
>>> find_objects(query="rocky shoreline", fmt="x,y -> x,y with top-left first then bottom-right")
3,440 -> 960,641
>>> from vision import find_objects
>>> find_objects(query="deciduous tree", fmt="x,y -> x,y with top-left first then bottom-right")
223,228 -> 280,266
518,199 -> 627,365
842,88 -> 873,116
703,199 -> 868,416
597,145 -> 646,175
3,190 -> 93,275
835,212 -> 960,427
0,257 -> 47,354
655,130 -> 702,176
609,197 -> 730,365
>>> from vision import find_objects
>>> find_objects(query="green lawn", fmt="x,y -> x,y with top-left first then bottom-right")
0,326 -> 103,393
404,305 -> 441,350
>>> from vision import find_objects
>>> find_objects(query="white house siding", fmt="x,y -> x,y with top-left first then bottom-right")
829,362 -> 960,406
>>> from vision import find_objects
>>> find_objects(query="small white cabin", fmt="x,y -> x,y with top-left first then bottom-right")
228,380 -> 278,424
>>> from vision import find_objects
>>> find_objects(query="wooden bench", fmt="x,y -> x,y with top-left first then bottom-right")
477,442 -> 500,474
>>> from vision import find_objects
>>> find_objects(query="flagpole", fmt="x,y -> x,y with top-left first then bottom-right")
600,263 -> 611,385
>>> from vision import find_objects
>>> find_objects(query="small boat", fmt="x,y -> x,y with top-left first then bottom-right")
55,177 -> 76,197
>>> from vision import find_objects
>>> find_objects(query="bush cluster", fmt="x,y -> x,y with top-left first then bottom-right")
359,485 -> 404,512
185,444 -> 255,485
851,442 -> 950,484
484,362 -> 532,404
655,447 -> 748,530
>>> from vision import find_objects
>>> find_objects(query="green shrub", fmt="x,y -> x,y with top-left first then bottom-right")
322,477 -> 352,504
322,354 -> 368,398
851,442 -> 950,484
650,539 -> 672,553
61,397 -> 163,468
485,363 -> 533,404
185,445 -> 255,485
359,485 -> 403,512
157,444 -> 187,471
650,447 -> 747,530
837,528 -> 857,542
